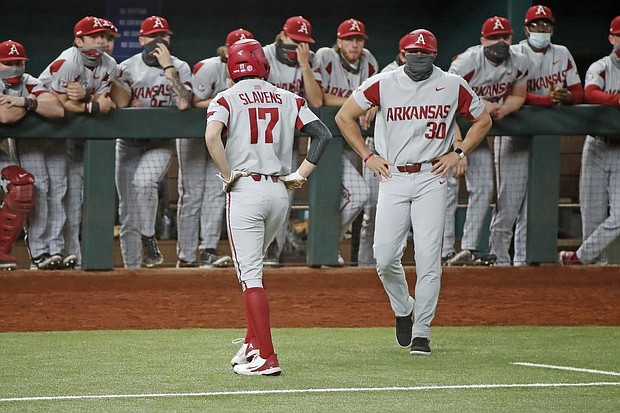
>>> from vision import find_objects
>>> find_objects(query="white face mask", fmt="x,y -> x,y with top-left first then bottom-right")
527,32 -> 551,49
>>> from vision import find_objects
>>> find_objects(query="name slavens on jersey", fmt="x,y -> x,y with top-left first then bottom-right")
386,104 -> 451,121
239,91 -> 283,105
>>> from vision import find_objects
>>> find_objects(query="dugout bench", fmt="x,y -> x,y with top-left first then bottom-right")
1,105 -> 619,270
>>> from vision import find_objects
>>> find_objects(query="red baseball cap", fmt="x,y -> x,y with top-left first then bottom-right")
226,28 -> 254,48
101,18 -> 121,39
401,29 -> 437,53
0,40 -> 28,62
525,5 -> 555,25
283,16 -> 315,44
610,15 -> 620,35
398,32 -> 416,51
337,18 -> 368,39
481,16 -> 513,37
74,16 -> 111,38
140,16 -> 173,36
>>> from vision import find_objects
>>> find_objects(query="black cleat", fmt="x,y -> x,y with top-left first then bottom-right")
410,337 -> 431,355
142,235 -> 164,268
395,311 -> 414,348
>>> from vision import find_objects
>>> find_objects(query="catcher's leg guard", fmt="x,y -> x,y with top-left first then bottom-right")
0,166 -> 35,267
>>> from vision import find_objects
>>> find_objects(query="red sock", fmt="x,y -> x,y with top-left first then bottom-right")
244,299 -> 255,344
243,287 -> 274,358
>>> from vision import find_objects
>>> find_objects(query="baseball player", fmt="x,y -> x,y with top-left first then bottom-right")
560,15 -> 620,265
206,39 -> 332,375
116,16 -> 192,269
0,39 -> 63,269
444,16 -> 529,267
499,5 -> 583,266
261,15 -> 323,266
315,18 -> 378,263
175,29 -> 253,268
39,17 -> 124,269
336,29 -> 491,355
358,31 -> 415,267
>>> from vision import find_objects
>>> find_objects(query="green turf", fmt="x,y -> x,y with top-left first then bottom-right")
1,327 -> 619,412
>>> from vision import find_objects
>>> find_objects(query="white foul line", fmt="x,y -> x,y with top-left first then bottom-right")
512,362 -> 620,377
1,382 -> 619,403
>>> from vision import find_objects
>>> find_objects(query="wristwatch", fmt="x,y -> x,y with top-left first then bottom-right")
454,148 -> 465,159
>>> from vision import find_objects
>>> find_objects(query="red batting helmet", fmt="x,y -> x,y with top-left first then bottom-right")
401,29 -> 438,53
227,38 -> 270,81
610,15 -> 620,35
283,16 -> 315,44
337,18 -> 368,39
525,5 -> 555,25
74,16 -> 110,38
140,16 -> 173,36
0,40 -> 28,62
481,16 -> 513,37
226,29 -> 254,48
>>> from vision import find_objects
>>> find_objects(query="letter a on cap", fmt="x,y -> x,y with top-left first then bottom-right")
416,34 -> 426,45
493,18 -> 504,30
8,44 -> 19,56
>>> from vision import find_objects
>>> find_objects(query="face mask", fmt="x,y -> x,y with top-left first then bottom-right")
484,41 -> 510,64
404,53 -> 435,82
141,38 -> 170,67
275,43 -> 299,67
527,32 -> 551,49
0,66 -> 24,86
78,46 -> 107,68
611,43 -> 620,69
340,53 -> 360,74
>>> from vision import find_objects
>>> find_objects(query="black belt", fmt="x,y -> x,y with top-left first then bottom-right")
594,135 -> 620,146
395,160 -> 439,174
250,174 -> 279,182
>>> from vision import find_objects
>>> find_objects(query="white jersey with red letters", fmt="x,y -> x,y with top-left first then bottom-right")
512,40 -> 581,94
262,43 -> 322,98
585,55 -> 620,93
119,54 -> 191,107
207,78 -> 319,175
46,47 -> 118,96
315,47 -> 378,98
0,74 -> 48,98
192,56 -> 230,100
449,45 -> 528,102
352,66 -> 485,164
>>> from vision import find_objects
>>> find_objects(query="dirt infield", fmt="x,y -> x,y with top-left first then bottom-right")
0,266 -> 618,332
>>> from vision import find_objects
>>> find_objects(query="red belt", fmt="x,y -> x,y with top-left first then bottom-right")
250,173 -> 279,182
395,160 -> 438,174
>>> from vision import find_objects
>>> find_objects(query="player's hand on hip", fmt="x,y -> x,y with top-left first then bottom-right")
281,170 -> 307,190
366,155 -> 392,181
432,152 -> 461,177
67,82 -> 87,101
217,170 -> 249,193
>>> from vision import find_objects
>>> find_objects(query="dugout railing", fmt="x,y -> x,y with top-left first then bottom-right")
1,105 -> 619,270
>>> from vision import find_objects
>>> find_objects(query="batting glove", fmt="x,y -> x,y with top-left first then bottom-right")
280,170 -> 307,190
217,170 -> 249,193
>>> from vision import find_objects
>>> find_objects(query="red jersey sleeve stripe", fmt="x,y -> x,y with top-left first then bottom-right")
217,96 -> 230,112
457,84 -> 475,121
363,80 -> 380,106
295,97 -> 306,130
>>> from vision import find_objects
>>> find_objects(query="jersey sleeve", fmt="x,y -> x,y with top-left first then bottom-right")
176,60 -> 193,92
563,48 -> 581,88
49,59 -> 78,94
512,52 -> 529,87
295,96 -> 320,130
456,77 -> 485,120
118,61 -> 133,89
584,59 -> 619,105
192,60 -> 218,100
351,77 -> 381,110
206,93 -> 230,126
24,74 -> 49,97
314,48 -> 331,90
308,52 -> 323,86
448,49 -> 476,81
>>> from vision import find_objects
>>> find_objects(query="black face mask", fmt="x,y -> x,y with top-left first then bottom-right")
404,54 -> 435,82
141,38 -> 170,67
275,43 -> 299,67
483,41 -> 510,64
339,53 -> 360,74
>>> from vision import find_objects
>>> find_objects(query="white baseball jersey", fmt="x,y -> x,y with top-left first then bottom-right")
585,55 -> 620,95
192,56 -> 231,100
119,54 -> 192,107
46,47 -> 119,96
0,74 -> 48,97
352,66 -> 485,164
381,61 -> 401,73
315,47 -> 378,97
206,78 -> 319,175
263,43 -> 322,97
449,45 -> 528,103
512,41 -> 581,95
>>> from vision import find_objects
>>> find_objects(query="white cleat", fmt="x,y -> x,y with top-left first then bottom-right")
230,341 -> 260,366
232,353 -> 282,376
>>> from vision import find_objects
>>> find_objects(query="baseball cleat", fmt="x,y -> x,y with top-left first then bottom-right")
233,353 -> 282,376
559,251 -> 581,265
441,252 -> 456,266
200,249 -> 232,268
0,253 -> 17,270
62,254 -> 78,269
395,311 -> 414,348
142,235 -> 164,268
471,251 -> 497,266
410,337 -> 432,356
446,249 -> 472,266
231,341 -> 260,366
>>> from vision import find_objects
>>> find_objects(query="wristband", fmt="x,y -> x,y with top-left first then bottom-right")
24,97 -> 38,112
90,101 -> 100,114
363,153 -> 375,163
163,65 -> 175,72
